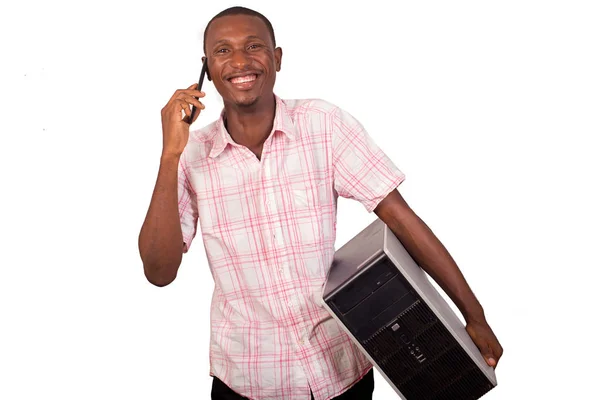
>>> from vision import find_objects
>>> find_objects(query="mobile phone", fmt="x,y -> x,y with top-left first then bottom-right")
189,59 -> 209,122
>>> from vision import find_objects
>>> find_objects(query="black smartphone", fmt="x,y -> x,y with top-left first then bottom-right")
189,59 -> 209,122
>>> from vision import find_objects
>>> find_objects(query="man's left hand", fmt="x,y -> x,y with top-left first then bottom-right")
466,319 -> 503,369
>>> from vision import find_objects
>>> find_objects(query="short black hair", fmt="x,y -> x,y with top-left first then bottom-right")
203,6 -> 276,54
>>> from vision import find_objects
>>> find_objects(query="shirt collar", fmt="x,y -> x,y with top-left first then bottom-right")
209,94 -> 297,158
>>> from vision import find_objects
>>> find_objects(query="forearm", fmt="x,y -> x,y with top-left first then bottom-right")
138,154 -> 184,286
375,194 -> 485,323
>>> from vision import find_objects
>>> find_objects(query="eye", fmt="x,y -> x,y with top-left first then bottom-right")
248,44 -> 261,50
215,48 -> 229,54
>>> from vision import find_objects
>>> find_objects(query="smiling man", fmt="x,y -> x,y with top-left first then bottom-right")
138,6 -> 503,400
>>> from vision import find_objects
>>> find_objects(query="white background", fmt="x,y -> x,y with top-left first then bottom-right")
1,0 -> 599,399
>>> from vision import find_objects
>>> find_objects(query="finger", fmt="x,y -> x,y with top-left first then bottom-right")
168,84 -> 202,102
175,90 -> 205,100
174,100 -> 192,120
185,105 -> 201,125
168,85 -> 194,102
190,103 -> 205,124
174,95 -> 205,118
182,102 -> 192,118
184,96 -> 205,110
482,346 -> 496,368
190,90 -> 205,98
172,93 -> 204,111
474,340 -> 495,368
492,343 -> 503,365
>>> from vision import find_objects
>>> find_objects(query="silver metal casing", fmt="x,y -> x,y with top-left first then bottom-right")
322,219 -> 497,399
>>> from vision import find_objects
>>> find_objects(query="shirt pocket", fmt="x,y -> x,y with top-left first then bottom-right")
291,180 -> 320,209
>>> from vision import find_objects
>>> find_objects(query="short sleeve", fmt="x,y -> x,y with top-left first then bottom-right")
178,154 -> 198,253
332,106 -> 406,212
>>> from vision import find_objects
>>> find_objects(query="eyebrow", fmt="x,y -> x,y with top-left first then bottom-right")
212,35 -> 267,48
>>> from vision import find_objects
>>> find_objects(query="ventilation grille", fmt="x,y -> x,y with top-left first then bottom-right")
362,300 -> 494,400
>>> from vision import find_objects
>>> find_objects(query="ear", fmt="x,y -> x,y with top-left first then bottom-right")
274,47 -> 282,72
202,56 -> 212,81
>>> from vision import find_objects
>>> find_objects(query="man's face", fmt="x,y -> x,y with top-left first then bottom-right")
204,15 -> 282,108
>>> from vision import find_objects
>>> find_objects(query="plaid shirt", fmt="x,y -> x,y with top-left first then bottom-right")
177,95 -> 405,400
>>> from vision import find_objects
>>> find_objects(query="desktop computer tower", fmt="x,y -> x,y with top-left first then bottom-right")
322,219 -> 497,399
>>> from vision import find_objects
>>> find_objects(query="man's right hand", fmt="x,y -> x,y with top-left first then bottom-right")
161,83 -> 205,158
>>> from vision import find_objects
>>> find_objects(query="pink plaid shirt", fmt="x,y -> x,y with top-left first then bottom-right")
177,95 -> 405,400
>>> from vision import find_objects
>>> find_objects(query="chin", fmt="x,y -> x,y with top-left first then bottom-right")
233,93 -> 260,107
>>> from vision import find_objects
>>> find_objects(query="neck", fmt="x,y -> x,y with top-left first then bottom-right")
223,94 -> 276,150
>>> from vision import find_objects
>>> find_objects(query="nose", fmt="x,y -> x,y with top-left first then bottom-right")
230,49 -> 251,70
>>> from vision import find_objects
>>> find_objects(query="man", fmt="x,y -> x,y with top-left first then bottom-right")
138,6 -> 503,400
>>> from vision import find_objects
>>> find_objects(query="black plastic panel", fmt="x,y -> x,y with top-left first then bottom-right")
362,300 -> 494,399
331,256 -> 399,313
326,255 -> 494,399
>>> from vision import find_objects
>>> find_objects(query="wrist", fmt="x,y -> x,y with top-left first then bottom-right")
160,151 -> 182,163
464,307 -> 486,325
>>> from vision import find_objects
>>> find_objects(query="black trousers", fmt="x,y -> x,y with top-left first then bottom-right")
211,369 -> 374,399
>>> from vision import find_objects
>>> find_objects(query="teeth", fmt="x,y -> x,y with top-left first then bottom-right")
230,74 -> 256,84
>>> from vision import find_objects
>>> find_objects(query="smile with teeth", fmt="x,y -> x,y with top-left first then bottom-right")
230,74 -> 257,84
